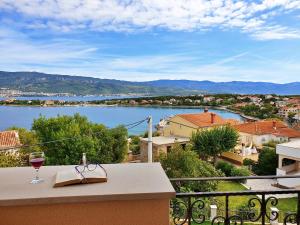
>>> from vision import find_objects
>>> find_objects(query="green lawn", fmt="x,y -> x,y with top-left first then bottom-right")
216,181 -> 297,212
174,182 -> 297,225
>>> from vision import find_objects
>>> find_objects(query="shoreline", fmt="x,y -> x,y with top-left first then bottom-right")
0,104 -> 246,119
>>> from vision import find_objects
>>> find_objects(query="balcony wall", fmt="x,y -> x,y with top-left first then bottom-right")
0,163 -> 175,225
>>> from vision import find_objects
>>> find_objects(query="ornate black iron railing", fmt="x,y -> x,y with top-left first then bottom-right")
170,175 -> 300,225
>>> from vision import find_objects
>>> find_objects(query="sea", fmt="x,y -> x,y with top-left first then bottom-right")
0,96 -> 242,135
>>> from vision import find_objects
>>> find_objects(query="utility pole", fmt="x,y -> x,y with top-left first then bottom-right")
147,116 -> 153,163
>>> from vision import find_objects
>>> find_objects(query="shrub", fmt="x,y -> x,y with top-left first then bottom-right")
236,204 -> 253,220
253,147 -> 277,175
243,158 -> 256,166
230,167 -> 251,183
216,160 -> 234,176
160,145 -> 223,192
0,152 -> 24,167
129,136 -> 141,155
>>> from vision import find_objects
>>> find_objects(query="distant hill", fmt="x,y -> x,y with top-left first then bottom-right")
0,71 -> 198,96
142,80 -> 300,95
1,71 -> 299,95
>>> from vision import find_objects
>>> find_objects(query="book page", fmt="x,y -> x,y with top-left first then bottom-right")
81,167 -> 107,183
53,169 -> 82,187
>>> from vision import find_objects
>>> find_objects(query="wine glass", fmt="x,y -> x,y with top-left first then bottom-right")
29,152 -> 45,184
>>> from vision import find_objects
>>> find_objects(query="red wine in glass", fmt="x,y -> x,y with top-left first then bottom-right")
30,158 -> 45,169
29,152 -> 45,184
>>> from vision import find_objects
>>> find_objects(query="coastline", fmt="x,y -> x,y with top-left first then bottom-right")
0,103 -> 246,118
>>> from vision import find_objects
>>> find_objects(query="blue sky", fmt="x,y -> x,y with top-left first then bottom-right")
0,0 -> 300,83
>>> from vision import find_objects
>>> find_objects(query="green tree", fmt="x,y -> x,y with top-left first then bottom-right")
6,127 -> 41,153
32,114 -> 128,165
287,112 -> 297,125
160,145 -> 223,192
191,125 -> 239,164
129,135 -> 141,155
253,147 -> 278,175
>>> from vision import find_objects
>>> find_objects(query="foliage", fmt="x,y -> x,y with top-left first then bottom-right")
0,71 -> 197,96
142,130 -> 160,138
236,204 -> 253,220
216,160 -> 251,183
6,127 -> 41,153
230,166 -> 251,183
253,147 -> 277,175
240,104 -> 279,119
243,158 -> 256,167
0,152 -> 24,167
160,145 -> 223,192
129,135 -> 141,155
191,125 -> 239,164
262,140 -> 281,149
216,160 -> 234,176
287,112 -> 297,125
32,114 -> 128,165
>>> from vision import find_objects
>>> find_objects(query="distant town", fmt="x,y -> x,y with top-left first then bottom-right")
1,89 -> 300,127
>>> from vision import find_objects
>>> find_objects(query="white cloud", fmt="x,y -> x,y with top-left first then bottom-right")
0,0 -> 300,40
250,25 -> 300,40
0,27 -> 98,65
1,28 -> 298,83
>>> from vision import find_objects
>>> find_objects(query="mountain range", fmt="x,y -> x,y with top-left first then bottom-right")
0,71 -> 300,95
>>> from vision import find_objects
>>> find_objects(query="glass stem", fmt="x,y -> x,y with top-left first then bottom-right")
35,168 -> 39,181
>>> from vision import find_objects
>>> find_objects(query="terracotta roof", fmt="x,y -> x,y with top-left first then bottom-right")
233,120 -> 300,138
177,112 -> 240,128
0,130 -> 21,149
273,128 -> 300,138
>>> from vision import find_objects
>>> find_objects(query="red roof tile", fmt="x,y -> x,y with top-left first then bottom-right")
177,112 -> 240,127
0,130 -> 21,149
233,120 -> 300,138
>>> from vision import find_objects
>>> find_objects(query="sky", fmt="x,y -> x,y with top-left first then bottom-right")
0,0 -> 300,83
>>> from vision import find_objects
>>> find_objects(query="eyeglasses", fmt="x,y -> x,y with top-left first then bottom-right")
75,163 -> 107,183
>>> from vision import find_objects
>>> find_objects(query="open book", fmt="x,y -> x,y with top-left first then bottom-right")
54,166 -> 107,187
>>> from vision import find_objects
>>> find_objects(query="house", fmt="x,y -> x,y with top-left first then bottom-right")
0,130 -> 21,154
288,97 -> 300,105
161,109 -> 240,138
140,100 -> 149,105
278,105 -> 300,117
249,96 -> 262,103
169,98 -> 177,104
163,100 -> 172,105
129,100 -> 137,105
140,136 -> 190,162
265,94 -> 274,99
203,96 -> 215,103
276,101 -> 287,107
5,98 -> 16,103
221,120 -> 300,165
184,98 -> 193,103
233,120 -> 300,148
276,140 -> 300,188
44,100 -> 55,106
154,100 -> 162,105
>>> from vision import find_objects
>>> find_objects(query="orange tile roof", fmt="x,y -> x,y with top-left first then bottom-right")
272,128 -> 300,138
0,130 -> 21,149
233,120 -> 300,138
177,112 -> 240,127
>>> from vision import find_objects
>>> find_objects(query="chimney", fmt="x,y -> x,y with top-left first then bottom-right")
211,113 -> 216,124
273,121 -> 277,130
204,107 -> 209,113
